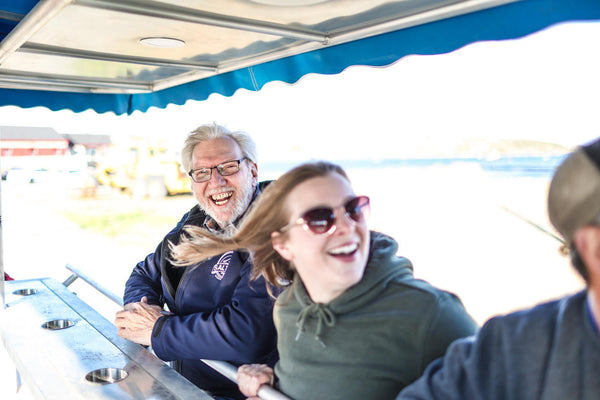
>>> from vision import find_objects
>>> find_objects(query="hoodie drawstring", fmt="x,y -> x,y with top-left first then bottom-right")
295,303 -> 336,347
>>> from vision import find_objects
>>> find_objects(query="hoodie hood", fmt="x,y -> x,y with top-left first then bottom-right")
290,231 -> 413,345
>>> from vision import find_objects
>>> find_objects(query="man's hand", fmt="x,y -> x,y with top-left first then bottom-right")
237,364 -> 274,400
115,296 -> 164,346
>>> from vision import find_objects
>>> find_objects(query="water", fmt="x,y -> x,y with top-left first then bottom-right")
261,155 -> 566,180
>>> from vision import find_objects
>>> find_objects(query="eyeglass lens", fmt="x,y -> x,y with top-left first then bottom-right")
190,160 -> 242,183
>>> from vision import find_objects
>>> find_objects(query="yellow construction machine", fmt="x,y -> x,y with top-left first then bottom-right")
95,138 -> 191,198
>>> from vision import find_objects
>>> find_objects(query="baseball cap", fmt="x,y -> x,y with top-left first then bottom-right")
548,138 -> 600,246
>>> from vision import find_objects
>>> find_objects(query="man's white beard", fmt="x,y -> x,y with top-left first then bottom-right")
201,179 -> 254,234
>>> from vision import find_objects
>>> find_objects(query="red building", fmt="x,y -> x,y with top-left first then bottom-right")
0,126 -> 69,157
0,126 -> 111,177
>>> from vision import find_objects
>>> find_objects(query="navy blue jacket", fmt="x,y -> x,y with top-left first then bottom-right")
123,182 -> 277,399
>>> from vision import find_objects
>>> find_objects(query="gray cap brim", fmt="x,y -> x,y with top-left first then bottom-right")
548,149 -> 600,245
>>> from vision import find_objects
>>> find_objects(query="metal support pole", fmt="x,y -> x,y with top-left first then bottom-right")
16,368 -> 22,391
62,273 -> 78,287
1,175 -> 5,309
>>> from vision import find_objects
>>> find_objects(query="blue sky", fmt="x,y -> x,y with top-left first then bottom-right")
0,20 -> 598,162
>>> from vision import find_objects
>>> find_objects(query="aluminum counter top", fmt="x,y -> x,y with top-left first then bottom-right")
0,277 -> 213,399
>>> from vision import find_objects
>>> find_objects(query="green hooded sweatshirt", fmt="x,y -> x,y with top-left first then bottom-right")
273,231 -> 478,400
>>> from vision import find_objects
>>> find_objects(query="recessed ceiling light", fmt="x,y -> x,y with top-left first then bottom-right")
140,37 -> 186,48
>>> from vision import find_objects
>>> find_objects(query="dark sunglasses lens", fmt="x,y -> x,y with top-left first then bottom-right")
302,208 -> 335,234
345,197 -> 368,222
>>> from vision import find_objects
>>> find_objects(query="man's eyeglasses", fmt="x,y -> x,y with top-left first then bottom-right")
279,196 -> 370,235
188,158 -> 247,183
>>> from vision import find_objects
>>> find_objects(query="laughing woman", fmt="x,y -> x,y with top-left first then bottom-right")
171,161 -> 477,400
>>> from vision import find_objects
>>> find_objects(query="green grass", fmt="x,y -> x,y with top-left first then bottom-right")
62,210 -> 176,237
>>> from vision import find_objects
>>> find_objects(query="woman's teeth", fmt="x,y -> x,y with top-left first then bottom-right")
328,243 -> 358,255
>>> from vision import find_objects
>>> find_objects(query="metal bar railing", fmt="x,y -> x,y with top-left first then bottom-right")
201,359 -> 291,400
61,264 -> 290,400
64,263 -> 124,307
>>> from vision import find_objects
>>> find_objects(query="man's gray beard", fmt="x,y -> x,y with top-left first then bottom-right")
202,180 -> 254,236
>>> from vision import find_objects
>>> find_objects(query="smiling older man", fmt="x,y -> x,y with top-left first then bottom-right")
115,123 -> 277,400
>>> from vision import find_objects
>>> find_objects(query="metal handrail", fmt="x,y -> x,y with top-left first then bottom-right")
201,359 -> 291,400
64,263 -> 124,306
62,264 -> 290,400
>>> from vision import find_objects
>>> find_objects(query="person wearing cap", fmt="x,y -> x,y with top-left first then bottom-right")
396,138 -> 600,400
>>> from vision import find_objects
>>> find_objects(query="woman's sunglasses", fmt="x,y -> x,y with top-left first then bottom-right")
279,196 -> 370,235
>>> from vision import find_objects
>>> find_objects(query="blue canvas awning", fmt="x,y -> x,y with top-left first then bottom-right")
0,0 -> 599,115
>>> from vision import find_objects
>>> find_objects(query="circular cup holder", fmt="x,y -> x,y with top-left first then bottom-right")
13,288 -> 38,296
85,368 -> 128,384
41,319 -> 76,330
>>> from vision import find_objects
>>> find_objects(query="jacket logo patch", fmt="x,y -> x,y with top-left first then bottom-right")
211,251 -> 233,280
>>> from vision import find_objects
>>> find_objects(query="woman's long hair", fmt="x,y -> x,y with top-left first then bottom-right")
170,161 -> 348,289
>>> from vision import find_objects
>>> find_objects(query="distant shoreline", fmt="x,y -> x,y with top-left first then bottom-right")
262,154 -> 565,180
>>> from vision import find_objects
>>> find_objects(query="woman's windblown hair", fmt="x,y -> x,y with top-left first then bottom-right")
170,161 -> 349,290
